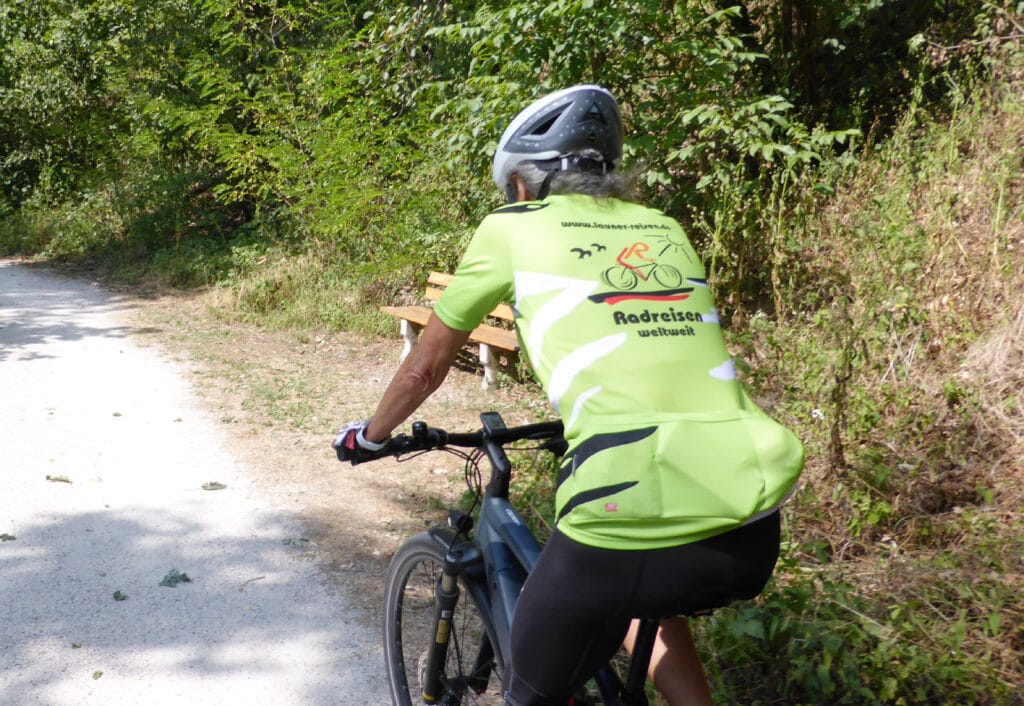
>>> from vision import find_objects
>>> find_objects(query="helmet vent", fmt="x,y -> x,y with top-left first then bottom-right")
584,102 -> 606,124
528,112 -> 562,136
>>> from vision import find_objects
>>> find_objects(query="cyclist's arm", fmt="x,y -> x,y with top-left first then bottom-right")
363,314 -> 471,444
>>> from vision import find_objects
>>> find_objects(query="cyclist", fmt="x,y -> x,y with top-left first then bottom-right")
335,85 -> 804,706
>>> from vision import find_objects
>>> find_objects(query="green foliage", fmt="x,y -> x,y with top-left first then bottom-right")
0,183 -> 123,259
701,560 -> 1021,705
420,3 -> 851,189
750,0 -> 993,130
4,0 -> 1011,308
0,0 -> 130,206
700,505 -> 1024,705
125,0 -> 332,212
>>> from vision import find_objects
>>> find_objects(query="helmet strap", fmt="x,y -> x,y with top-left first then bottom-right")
532,155 -> 611,199
531,154 -> 610,190
537,170 -> 558,200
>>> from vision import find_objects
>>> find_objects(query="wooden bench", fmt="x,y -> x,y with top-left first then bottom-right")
380,272 -> 519,389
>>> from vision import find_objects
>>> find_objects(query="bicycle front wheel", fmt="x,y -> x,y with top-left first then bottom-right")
383,532 -> 504,705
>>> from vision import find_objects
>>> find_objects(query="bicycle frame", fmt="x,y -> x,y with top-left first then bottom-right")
424,412 -> 649,706
473,487 -> 543,662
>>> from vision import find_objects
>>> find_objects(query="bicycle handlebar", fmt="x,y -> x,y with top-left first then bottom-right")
386,419 -> 565,457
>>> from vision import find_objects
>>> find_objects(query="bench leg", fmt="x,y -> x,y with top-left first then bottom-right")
479,343 -> 497,390
398,320 -> 422,362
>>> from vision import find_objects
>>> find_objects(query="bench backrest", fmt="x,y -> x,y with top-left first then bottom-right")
425,271 -> 515,322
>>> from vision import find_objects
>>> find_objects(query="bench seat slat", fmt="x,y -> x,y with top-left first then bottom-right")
380,273 -> 520,389
380,307 -> 519,352
488,302 -> 516,322
424,286 -> 446,303
467,323 -> 519,351
379,305 -> 431,327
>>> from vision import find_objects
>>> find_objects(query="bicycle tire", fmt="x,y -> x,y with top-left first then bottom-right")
601,266 -> 639,291
383,532 -> 504,705
651,264 -> 683,289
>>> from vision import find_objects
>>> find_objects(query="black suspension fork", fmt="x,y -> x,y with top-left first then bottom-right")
422,554 -> 461,704
421,537 -> 490,703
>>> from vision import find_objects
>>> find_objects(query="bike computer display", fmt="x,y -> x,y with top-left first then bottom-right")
480,411 -> 506,433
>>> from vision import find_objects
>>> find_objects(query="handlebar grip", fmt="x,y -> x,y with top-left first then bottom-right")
388,434 -> 415,454
343,419 -> 563,464
340,437 -> 401,466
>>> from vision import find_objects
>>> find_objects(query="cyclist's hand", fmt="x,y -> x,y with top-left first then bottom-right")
333,420 -> 391,465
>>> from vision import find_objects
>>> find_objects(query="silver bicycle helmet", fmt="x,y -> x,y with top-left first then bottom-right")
492,85 -> 623,194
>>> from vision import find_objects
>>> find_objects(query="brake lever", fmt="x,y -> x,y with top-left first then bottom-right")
539,436 -> 568,457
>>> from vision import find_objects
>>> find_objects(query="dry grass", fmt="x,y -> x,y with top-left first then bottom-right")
961,296 -> 1024,460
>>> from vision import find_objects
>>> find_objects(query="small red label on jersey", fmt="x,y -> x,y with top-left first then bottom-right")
605,503 -> 618,512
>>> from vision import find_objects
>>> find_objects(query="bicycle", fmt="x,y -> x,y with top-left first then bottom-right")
601,261 -> 683,291
352,411 -> 720,706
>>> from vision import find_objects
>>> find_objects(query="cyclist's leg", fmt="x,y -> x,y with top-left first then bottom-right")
623,511 -> 782,706
624,617 -> 711,706
503,530 -> 639,705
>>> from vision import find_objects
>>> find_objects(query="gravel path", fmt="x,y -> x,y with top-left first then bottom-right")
0,260 -> 388,705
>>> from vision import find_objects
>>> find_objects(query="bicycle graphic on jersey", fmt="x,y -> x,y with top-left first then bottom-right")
601,241 -> 683,290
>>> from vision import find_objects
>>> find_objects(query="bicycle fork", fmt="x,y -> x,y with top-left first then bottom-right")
422,539 -> 494,705
422,558 -> 460,704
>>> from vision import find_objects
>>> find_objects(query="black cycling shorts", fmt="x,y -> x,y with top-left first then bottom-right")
503,512 -> 781,706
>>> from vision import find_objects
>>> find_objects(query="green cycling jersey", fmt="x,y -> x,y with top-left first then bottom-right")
434,194 -> 804,549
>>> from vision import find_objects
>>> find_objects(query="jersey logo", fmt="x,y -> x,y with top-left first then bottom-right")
584,238 -> 703,305
557,482 -> 638,522
589,287 -> 693,305
569,243 -> 606,259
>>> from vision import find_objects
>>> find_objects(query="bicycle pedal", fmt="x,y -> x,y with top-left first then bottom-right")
447,509 -> 473,534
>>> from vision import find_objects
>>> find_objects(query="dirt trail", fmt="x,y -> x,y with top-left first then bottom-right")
3,260 -> 416,704
117,276 -> 547,623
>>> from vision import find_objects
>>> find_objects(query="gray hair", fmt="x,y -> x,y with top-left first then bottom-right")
513,150 -> 637,202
